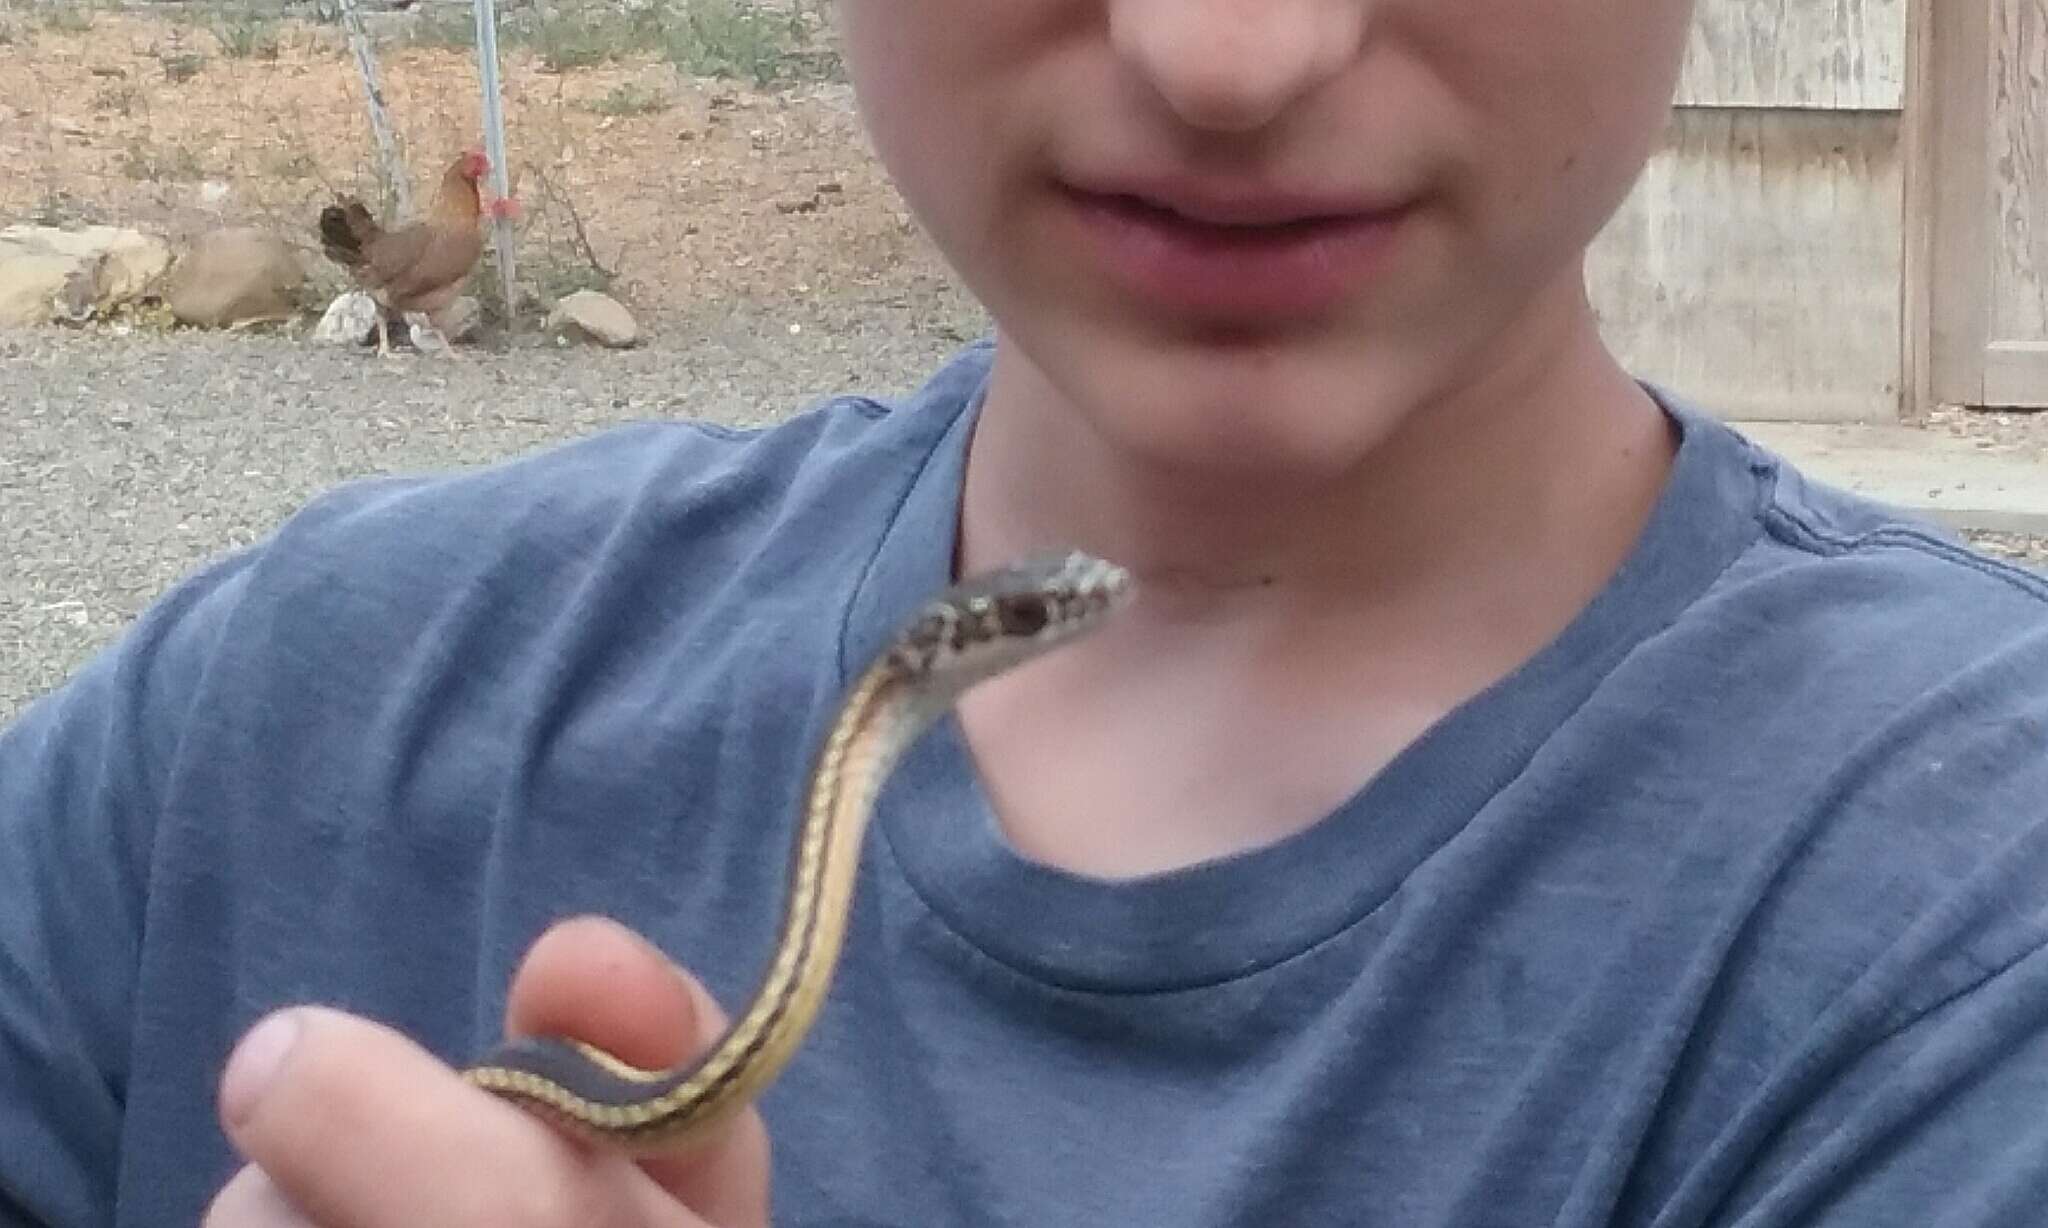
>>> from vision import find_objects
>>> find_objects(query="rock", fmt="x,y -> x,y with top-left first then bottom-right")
432,295 -> 481,343
545,290 -> 639,348
312,291 -> 381,346
404,300 -> 481,351
316,293 -> 479,351
0,224 -> 174,326
167,228 -> 305,328
407,316 -> 452,352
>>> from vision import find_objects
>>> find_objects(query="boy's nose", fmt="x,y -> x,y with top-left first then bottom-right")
1109,0 -> 1366,134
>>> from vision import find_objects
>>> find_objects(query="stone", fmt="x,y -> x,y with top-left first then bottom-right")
545,290 -> 639,348
166,227 -> 305,328
316,293 -> 479,352
0,224 -> 174,326
311,291 -> 381,346
431,295 -> 481,343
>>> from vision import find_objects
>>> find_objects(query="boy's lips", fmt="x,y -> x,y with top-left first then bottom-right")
1056,178 -> 1413,322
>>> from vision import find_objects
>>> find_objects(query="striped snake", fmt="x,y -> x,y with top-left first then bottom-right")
463,551 -> 1135,1151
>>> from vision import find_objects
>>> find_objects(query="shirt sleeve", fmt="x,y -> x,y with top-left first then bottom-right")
1759,952 -> 2048,1227
1692,801 -> 2048,1228
0,547 -> 261,1227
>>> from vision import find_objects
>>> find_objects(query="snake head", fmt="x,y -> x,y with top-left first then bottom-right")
888,551 -> 1133,689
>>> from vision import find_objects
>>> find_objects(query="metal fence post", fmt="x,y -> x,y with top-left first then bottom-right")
337,0 -> 412,219
473,0 -> 518,329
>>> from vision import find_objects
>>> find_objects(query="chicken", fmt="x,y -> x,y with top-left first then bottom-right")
317,147 -> 508,355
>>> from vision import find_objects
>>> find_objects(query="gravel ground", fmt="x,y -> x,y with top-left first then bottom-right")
1,300 -> 985,720
1962,530 -> 2048,571
7,318 -> 2048,723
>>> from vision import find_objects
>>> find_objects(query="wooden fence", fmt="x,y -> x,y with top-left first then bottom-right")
1587,0 -> 2048,422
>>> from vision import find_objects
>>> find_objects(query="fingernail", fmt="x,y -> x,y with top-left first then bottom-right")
221,1010 -> 300,1126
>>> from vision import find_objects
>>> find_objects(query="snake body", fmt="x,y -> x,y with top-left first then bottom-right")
463,551 -> 1134,1150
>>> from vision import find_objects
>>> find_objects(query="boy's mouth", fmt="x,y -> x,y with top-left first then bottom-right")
1084,183 -> 1394,231
1098,192 -> 1366,236
1056,182 -> 1411,322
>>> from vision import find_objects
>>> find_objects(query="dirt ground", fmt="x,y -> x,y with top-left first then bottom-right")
0,5 -> 959,329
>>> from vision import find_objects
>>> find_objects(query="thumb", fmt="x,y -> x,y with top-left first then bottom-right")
503,915 -> 774,1227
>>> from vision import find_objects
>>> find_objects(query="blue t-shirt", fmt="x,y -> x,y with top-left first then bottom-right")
6,341 -> 2048,1227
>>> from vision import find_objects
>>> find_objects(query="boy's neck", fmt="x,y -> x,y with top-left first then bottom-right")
957,277 -> 1675,625
947,271 -> 1679,877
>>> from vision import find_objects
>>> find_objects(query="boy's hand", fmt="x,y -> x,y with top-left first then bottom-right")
203,916 -> 772,1228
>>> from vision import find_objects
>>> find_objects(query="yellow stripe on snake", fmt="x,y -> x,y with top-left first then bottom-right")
463,551 -> 1133,1151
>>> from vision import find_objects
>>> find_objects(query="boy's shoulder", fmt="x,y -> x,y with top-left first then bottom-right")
1755,439 -> 2047,607
120,345 -> 994,745
1669,397 -> 2048,656
263,401 -> 874,588
272,386 -> 964,584
1593,394 -> 2048,868
227,343 -> 993,633
1654,403 -> 2048,915
1747,444 -> 2046,650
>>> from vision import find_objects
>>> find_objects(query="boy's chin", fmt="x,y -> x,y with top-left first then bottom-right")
1023,324 -> 1436,486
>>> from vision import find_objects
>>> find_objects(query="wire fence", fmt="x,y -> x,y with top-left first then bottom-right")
0,0 -> 848,323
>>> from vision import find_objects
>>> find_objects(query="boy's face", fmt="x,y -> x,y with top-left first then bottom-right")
837,0 -> 1696,481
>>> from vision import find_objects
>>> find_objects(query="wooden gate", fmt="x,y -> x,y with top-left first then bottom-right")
1587,0 -> 1912,423
1921,0 -> 2048,410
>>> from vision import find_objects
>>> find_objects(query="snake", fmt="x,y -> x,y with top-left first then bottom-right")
462,550 -> 1135,1152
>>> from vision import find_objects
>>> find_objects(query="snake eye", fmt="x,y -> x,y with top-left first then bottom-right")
995,593 -> 1051,637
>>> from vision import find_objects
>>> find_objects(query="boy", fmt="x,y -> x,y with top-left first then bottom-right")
7,0 -> 2048,1224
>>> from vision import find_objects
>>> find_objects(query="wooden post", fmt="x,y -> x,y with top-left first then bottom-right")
473,0 -> 519,328
336,0 -> 411,219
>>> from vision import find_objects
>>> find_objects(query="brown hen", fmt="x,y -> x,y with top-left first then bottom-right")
318,148 -> 501,355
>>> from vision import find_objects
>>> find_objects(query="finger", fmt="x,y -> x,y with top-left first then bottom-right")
202,1165 -> 316,1228
503,914 -> 705,1064
217,1005 -> 697,1228
503,915 -> 774,1227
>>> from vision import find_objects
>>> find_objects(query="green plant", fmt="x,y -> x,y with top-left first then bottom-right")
263,149 -> 320,182
664,0 -> 783,86
43,4 -> 94,33
212,12 -> 282,59
407,6 -> 476,50
27,190 -> 102,228
586,82 -> 672,117
160,51 -> 208,82
120,139 -> 206,182
526,7 -> 649,72
660,0 -> 838,88
92,82 -> 139,116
